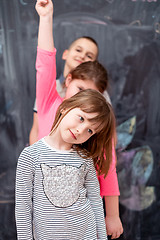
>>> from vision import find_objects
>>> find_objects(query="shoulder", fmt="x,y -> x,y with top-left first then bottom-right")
29,139 -> 45,153
56,78 -> 66,98
19,139 -> 44,160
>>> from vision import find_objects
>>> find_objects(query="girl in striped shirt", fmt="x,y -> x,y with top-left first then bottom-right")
16,89 -> 116,240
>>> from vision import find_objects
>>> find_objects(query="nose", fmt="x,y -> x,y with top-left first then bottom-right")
79,52 -> 85,60
76,125 -> 84,134
76,128 -> 80,133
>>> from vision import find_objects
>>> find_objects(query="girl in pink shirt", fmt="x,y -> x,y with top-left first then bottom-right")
35,0 -> 123,238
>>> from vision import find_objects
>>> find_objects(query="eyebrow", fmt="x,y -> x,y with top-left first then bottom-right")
78,111 -> 99,132
83,113 -> 99,125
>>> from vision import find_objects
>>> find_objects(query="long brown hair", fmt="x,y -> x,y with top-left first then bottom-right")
50,89 -> 116,177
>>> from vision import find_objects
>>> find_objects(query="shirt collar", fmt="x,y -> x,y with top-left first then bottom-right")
59,74 -> 65,84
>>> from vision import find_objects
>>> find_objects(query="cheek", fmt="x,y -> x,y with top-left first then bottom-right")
69,87 -> 79,98
81,134 -> 91,143
65,88 -> 73,99
74,89 -> 80,95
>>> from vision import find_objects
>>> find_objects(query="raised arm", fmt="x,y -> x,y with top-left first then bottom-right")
35,0 -> 59,140
35,0 -> 54,51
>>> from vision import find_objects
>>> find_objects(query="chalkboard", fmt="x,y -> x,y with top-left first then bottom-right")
0,0 -> 160,239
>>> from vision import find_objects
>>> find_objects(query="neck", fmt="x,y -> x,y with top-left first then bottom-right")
63,65 -> 71,78
45,132 -> 72,151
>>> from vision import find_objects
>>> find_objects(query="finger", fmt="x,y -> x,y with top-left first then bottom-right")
37,0 -> 48,6
120,226 -> 124,234
37,0 -> 48,3
111,231 -> 120,239
36,0 -> 48,9
111,233 -> 117,239
111,229 -> 123,239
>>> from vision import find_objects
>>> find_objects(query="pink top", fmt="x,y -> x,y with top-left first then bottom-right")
36,47 -> 120,197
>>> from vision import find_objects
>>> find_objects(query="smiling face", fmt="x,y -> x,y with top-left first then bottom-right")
62,38 -> 98,76
53,108 -> 99,150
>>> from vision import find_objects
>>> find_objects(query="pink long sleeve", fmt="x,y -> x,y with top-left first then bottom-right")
98,145 -> 120,197
36,47 -> 63,140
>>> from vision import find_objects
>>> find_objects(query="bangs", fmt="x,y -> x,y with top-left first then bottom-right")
80,104 -> 112,133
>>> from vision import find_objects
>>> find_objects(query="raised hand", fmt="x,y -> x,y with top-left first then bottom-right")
35,0 -> 53,17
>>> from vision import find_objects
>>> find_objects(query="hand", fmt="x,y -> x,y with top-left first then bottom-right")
105,215 -> 123,239
35,0 -> 53,17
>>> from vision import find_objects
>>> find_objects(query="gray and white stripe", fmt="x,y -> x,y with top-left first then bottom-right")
15,138 -> 107,240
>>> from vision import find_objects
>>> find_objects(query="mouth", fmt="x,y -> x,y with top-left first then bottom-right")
77,60 -> 82,64
69,130 -> 77,140
75,59 -> 83,64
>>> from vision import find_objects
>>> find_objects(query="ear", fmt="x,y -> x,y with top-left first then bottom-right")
60,109 -> 65,115
65,74 -> 72,87
60,108 -> 69,117
62,49 -> 69,60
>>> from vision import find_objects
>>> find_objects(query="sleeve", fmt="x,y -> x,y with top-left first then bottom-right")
98,144 -> 120,197
36,47 -> 57,115
15,147 -> 35,240
85,160 -> 107,239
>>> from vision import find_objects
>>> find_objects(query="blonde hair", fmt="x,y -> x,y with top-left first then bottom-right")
50,89 -> 116,177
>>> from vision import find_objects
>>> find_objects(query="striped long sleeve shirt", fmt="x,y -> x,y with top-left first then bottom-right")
15,138 -> 107,240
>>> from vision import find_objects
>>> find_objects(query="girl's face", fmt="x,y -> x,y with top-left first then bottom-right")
55,108 -> 99,149
65,76 -> 99,99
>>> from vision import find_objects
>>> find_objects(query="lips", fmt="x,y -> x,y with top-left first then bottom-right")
75,58 -> 83,64
76,60 -> 82,64
69,130 -> 77,140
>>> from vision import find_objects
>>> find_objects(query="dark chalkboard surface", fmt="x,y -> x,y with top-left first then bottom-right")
0,0 -> 160,239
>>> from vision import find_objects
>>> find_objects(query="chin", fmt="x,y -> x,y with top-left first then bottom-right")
73,61 -> 80,67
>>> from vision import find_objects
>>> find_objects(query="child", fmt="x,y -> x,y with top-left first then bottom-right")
29,34 -> 99,145
29,34 -> 100,145
35,0 -> 123,238
15,89 -> 116,239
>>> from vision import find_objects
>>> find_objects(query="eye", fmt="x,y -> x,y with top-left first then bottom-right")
88,129 -> 93,134
78,87 -> 83,91
76,48 -> 81,52
87,54 -> 93,60
79,116 -> 84,122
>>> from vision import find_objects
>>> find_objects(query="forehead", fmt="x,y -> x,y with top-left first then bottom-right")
70,79 -> 99,91
79,109 -> 101,130
67,108 -> 101,131
70,108 -> 99,122
72,108 -> 98,117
